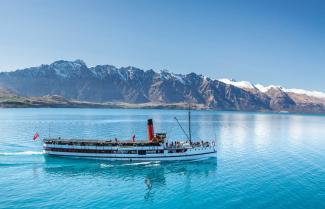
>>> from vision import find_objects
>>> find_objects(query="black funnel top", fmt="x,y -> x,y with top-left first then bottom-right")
147,119 -> 153,125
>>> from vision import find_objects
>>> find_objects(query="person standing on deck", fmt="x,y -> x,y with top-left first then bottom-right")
132,134 -> 136,143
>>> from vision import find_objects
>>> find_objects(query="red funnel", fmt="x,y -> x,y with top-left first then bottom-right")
147,119 -> 154,142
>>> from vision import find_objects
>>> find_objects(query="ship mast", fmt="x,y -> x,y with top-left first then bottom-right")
188,104 -> 192,143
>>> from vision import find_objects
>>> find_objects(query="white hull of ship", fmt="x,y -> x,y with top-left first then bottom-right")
44,148 -> 217,161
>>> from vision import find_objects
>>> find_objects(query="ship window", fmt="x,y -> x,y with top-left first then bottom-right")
138,150 -> 146,155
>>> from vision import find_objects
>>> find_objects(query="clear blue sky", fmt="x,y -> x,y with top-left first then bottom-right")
0,0 -> 324,90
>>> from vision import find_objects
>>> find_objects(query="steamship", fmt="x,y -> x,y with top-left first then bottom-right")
43,109 -> 217,161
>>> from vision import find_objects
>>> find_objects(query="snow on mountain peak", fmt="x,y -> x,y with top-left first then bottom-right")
172,73 -> 186,84
220,78 -> 325,99
51,60 -> 86,68
255,84 -> 283,93
159,69 -> 172,80
158,70 -> 186,84
218,78 -> 255,89
73,59 -> 87,67
49,60 -> 88,78
284,88 -> 325,99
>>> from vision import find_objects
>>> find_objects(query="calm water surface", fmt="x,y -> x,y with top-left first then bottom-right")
0,108 -> 324,209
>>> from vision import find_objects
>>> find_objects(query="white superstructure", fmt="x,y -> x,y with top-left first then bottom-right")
43,139 -> 216,161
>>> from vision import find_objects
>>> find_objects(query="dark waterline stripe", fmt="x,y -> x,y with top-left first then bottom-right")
46,151 -> 217,159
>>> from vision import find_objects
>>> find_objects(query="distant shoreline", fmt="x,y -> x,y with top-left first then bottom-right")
1,90 -> 324,114
1,100 -> 325,116
0,100 -> 208,110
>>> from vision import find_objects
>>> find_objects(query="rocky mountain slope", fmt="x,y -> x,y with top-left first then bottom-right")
0,60 -> 324,113
219,78 -> 325,113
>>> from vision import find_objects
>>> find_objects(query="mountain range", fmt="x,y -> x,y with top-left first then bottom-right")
0,60 -> 324,113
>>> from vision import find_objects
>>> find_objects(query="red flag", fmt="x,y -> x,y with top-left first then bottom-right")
33,132 -> 39,141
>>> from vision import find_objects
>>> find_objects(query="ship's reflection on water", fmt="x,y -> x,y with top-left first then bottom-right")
43,156 -> 218,201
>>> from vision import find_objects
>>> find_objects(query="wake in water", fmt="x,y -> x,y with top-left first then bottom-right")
0,151 -> 44,156
123,161 -> 155,166
100,163 -> 114,168
100,161 -> 161,168
144,163 -> 161,167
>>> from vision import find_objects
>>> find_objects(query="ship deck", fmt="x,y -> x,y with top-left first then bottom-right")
43,138 -> 163,147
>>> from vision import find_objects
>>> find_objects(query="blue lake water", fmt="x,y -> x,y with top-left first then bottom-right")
0,108 -> 324,209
